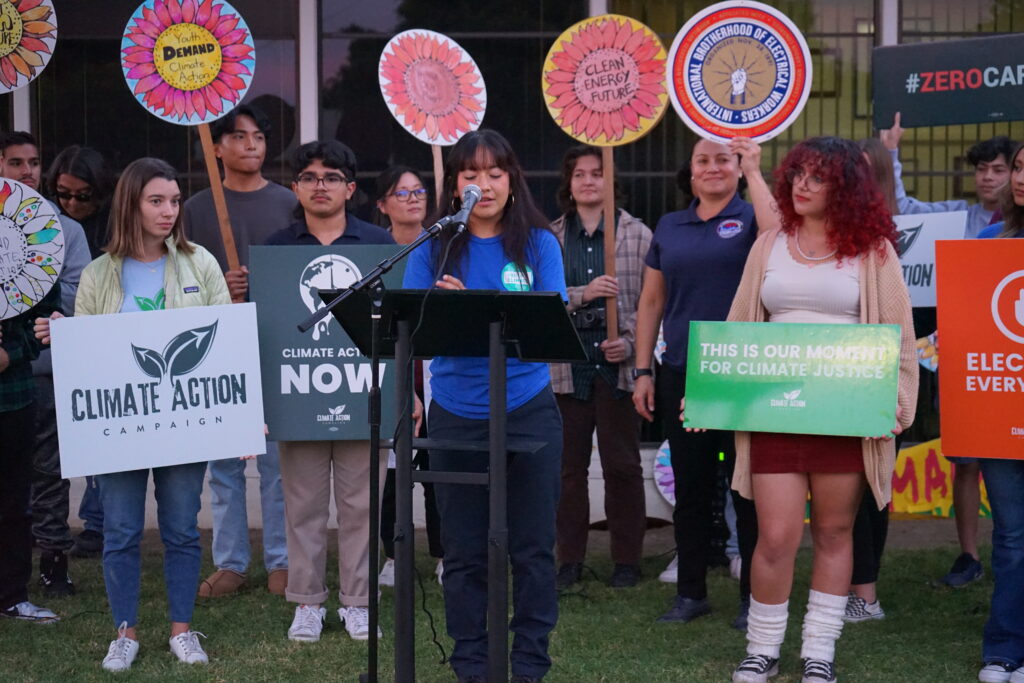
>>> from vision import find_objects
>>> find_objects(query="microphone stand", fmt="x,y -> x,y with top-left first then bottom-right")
296,215 -> 454,683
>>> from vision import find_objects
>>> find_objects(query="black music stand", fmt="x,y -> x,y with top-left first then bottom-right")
321,288 -> 585,682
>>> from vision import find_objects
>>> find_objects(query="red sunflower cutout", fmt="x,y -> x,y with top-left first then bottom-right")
121,0 -> 255,125
379,29 -> 487,146
0,0 -> 57,94
543,14 -> 668,146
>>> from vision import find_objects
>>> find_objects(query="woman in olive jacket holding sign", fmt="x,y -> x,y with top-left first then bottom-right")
701,137 -> 917,683
36,158 -> 230,673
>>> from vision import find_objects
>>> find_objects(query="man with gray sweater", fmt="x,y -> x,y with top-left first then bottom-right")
184,105 -> 296,597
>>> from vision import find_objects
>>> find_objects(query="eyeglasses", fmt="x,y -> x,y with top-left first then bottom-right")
295,172 -> 349,189
56,189 -> 94,202
388,188 -> 428,202
785,168 -> 826,193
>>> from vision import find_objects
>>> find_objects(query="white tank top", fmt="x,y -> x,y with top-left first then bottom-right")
760,232 -> 861,324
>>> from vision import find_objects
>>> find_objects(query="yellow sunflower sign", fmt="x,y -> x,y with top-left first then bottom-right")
543,14 -> 668,146
0,0 -> 56,94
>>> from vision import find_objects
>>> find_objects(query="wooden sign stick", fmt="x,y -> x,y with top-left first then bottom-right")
602,145 -> 618,340
197,123 -> 242,298
431,144 -> 444,210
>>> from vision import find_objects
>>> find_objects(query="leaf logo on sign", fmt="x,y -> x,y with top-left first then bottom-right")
896,224 -> 923,257
328,405 -> 346,415
131,321 -> 219,382
783,390 -> 802,400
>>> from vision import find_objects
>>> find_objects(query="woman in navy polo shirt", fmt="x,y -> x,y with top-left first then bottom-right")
402,129 -> 566,683
633,137 -> 777,629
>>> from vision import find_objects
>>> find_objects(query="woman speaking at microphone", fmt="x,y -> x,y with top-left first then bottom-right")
402,129 -> 566,683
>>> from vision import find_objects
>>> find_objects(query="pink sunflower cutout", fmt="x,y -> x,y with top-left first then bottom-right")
0,0 -> 57,94
121,0 -> 255,126
379,29 -> 487,146
543,14 -> 668,146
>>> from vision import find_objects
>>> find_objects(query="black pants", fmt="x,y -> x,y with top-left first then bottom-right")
659,364 -> 757,601
850,434 -> 904,585
31,375 -> 72,552
0,402 -> 37,609
381,448 -> 443,559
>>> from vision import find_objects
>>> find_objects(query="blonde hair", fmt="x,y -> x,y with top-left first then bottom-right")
105,157 -> 193,258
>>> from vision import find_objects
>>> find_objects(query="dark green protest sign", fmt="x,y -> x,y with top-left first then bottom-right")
684,322 -> 900,437
249,245 -> 405,441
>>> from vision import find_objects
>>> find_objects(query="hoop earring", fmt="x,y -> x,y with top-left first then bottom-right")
450,196 -> 461,213
507,194 -> 515,209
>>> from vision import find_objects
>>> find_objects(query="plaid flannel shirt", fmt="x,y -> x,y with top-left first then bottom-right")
549,208 -> 652,395
1,283 -> 61,412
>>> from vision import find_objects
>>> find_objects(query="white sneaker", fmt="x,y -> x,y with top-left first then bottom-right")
288,604 -> 326,642
0,600 -> 59,623
379,558 -> 395,587
729,555 -> 742,581
435,559 -> 444,586
980,662 -> 1016,683
339,606 -> 382,641
658,554 -> 678,583
102,622 -> 139,672
169,630 -> 208,664
1009,666 -> 1024,683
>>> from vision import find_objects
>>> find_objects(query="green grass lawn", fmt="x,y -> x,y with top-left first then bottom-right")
1,535 -> 991,682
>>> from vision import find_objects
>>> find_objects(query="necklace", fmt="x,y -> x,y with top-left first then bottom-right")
793,230 -> 836,262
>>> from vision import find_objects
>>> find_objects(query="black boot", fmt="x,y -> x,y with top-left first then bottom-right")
39,550 -> 76,597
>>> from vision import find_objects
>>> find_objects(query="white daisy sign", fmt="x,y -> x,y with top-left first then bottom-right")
0,178 -> 63,320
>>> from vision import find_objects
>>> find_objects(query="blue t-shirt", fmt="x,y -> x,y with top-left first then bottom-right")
978,222 -> 1021,239
120,256 -> 167,313
402,228 -> 568,419
646,194 -> 757,370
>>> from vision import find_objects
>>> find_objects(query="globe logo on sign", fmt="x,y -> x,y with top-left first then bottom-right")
299,255 -> 362,341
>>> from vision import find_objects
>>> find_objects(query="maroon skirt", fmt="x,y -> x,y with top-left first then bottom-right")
750,432 -> 864,474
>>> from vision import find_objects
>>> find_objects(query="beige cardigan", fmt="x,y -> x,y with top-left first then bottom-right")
726,228 -> 919,508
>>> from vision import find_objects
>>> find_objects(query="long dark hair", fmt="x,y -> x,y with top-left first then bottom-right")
432,129 -> 549,278
998,143 -> 1024,238
45,145 -> 114,208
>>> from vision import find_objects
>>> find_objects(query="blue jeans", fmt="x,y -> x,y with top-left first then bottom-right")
79,476 -> 104,533
980,458 -> 1024,666
97,462 -> 206,627
207,443 -> 287,573
428,388 -> 562,679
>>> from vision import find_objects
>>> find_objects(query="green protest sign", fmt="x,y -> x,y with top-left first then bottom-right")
684,322 -> 900,437
249,245 -> 405,441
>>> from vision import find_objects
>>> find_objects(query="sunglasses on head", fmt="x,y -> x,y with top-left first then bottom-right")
56,190 -> 94,202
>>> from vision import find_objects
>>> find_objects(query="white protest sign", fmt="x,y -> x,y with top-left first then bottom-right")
52,303 -> 266,477
894,210 -> 967,307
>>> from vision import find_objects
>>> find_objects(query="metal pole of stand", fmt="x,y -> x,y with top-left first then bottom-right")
363,280 -> 385,683
487,320 -> 509,682
394,320 -> 416,682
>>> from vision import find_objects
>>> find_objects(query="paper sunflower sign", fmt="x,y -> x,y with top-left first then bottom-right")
0,0 -> 56,93
120,0 -> 255,125
667,0 -> 812,142
0,178 -> 63,320
542,14 -> 668,146
378,29 -> 487,146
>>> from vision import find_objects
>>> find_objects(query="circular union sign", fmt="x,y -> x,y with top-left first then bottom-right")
667,1 -> 812,142
121,0 -> 256,126
378,29 -> 487,146
543,14 -> 668,147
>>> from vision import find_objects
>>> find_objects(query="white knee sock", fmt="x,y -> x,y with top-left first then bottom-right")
746,597 -> 789,658
800,590 -> 848,661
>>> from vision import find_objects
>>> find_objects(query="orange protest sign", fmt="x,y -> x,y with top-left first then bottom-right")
936,239 -> 1024,459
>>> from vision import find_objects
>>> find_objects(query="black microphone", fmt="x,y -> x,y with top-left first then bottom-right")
449,184 -> 482,230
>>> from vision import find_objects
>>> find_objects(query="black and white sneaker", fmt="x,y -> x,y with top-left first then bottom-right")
843,594 -> 884,622
732,654 -> 779,682
802,658 -> 836,682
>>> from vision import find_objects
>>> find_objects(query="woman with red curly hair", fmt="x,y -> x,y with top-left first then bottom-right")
702,137 -> 918,683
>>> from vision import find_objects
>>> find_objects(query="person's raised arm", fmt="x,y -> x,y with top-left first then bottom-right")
730,136 -> 780,234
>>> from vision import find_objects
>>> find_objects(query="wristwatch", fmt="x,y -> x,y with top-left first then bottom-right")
631,368 -> 653,379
